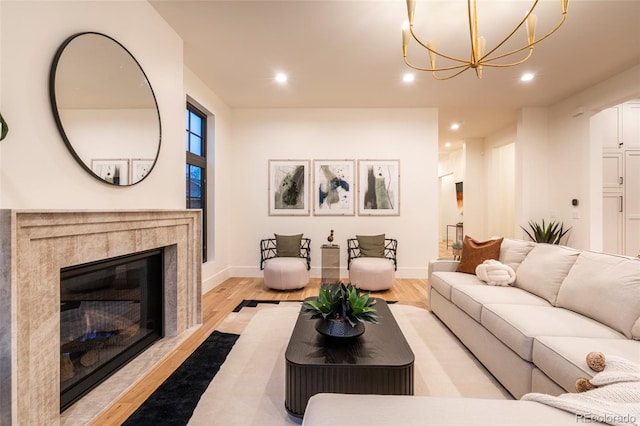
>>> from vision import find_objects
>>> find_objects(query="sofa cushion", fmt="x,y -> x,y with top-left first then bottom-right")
451,285 -> 551,322
514,244 -> 580,305
430,272 -> 485,301
532,336 -> 640,393
499,238 -> 536,272
555,251 -> 640,340
481,304 -> 625,362
457,236 -> 503,274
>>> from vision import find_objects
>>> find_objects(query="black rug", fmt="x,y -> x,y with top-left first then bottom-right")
122,330 -> 239,426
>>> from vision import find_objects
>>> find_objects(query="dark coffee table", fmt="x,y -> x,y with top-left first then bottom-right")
284,298 -> 414,418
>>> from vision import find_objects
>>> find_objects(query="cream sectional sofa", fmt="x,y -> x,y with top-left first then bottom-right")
428,238 -> 640,399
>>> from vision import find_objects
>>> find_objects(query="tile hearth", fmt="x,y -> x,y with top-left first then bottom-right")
0,210 -> 202,425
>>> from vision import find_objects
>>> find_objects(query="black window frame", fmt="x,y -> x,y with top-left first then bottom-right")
186,102 -> 208,261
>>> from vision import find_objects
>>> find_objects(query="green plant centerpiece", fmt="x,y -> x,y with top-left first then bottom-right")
302,281 -> 378,338
521,219 -> 571,245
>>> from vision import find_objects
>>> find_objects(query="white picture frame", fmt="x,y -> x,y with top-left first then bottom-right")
357,159 -> 400,216
268,159 -> 310,216
313,159 -> 355,216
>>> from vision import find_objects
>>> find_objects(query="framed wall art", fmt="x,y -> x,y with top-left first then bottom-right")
91,159 -> 129,185
268,160 -> 310,216
131,159 -> 154,184
358,159 -> 400,216
313,160 -> 355,216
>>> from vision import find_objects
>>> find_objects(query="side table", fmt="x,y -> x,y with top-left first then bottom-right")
321,244 -> 340,284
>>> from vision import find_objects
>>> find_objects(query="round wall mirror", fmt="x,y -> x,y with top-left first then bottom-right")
49,32 -> 161,186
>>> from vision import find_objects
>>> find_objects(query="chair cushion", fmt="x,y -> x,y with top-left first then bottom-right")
514,244 -> 580,305
456,236 -> 503,274
356,234 -> 385,257
263,257 -> 309,290
555,251 -> 640,340
481,304 -> 624,362
274,233 -> 302,257
349,257 -> 394,291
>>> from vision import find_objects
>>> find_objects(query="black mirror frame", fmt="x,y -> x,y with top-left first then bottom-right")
49,32 -> 162,186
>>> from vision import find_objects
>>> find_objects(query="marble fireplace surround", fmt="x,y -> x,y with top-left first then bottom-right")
0,210 -> 202,425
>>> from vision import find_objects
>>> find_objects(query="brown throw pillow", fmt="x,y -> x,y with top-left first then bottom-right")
275,233 -> 303,257
356,234 -> 386,257
457,236 -> 504,274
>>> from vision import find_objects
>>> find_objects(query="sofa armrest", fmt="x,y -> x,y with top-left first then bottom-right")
428,259 -> 460,280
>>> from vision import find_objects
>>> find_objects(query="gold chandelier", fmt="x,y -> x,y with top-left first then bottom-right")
402,0 -> 568,80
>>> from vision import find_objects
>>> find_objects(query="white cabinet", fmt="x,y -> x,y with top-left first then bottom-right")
601,99 -> 640,257
624,151 -> 640,256
623,101 -> 640,148
601,105 -> 623,149
603,152 -> 623,190
603,192 -> 624,254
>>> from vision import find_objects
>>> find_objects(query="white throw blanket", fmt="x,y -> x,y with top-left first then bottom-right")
522,356 -> 640,426
475,259 -> 516,286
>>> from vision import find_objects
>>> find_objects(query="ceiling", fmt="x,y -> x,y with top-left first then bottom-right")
149,0 -> 640,151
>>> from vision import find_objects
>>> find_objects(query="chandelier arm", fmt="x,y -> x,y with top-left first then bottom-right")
403,55 -> 472,73
409,26 -> 469,64
480,49 -> 534,68
481,13 -> 566,64
432,66 -> 473,81
479,0 -> 540,61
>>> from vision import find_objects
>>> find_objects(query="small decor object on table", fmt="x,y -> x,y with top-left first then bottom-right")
327,229 -> 334,245
451,241 -> 463,260
302,281 -> 378,338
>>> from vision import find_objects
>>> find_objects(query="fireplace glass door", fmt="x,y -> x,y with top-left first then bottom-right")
60,249 -> 163,411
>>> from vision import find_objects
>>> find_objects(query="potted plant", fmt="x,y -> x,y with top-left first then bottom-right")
521,219 -> 571,245
302,281 -> 378,338
451,241 -> 463,259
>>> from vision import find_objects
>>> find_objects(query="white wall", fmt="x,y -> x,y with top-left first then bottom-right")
0,0 -> 184,209
485,126 -> 516,238
227,108 -> 439,279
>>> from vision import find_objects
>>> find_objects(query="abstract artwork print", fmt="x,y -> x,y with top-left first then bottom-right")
269,160 -> 310,215
313,160 -> 355,215
358,159 -> 400,215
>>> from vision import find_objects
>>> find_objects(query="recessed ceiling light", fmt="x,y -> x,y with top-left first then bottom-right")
403,73 -> 415,83
445,142 -> 451,148
521,73 -> 534,82
450,123 -> 460,131
275,72 -> 288,84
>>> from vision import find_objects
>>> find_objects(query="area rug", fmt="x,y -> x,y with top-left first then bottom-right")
123,330 -> 240,425
182,300 -> 511,426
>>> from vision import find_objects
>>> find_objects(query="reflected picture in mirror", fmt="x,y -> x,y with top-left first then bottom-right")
49,32 -> 161,186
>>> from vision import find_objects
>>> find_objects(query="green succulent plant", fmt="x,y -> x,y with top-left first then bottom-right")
521,219 -> 571,245
302,281 -> 379,327
451,241 -> 463,250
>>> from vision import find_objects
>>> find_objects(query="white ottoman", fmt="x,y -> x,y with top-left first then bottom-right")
263,257 -> 310,290
348,257 -> 395,291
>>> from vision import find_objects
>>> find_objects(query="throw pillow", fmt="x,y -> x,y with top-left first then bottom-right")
274,233 -> 303,257
457,235 -> 503,274
356,234 -> 386,257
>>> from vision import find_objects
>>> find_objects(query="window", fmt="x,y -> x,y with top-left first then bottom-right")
186,102 -> 207,261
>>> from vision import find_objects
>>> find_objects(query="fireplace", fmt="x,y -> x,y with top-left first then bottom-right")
60,249 -> 164,411
0,210 -> 202,425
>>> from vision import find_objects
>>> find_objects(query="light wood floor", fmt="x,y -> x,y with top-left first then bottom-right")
92,277 -> 430,425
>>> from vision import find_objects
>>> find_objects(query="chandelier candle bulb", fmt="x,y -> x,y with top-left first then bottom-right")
406,0 -> 415,24
526,13 -> 538,45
